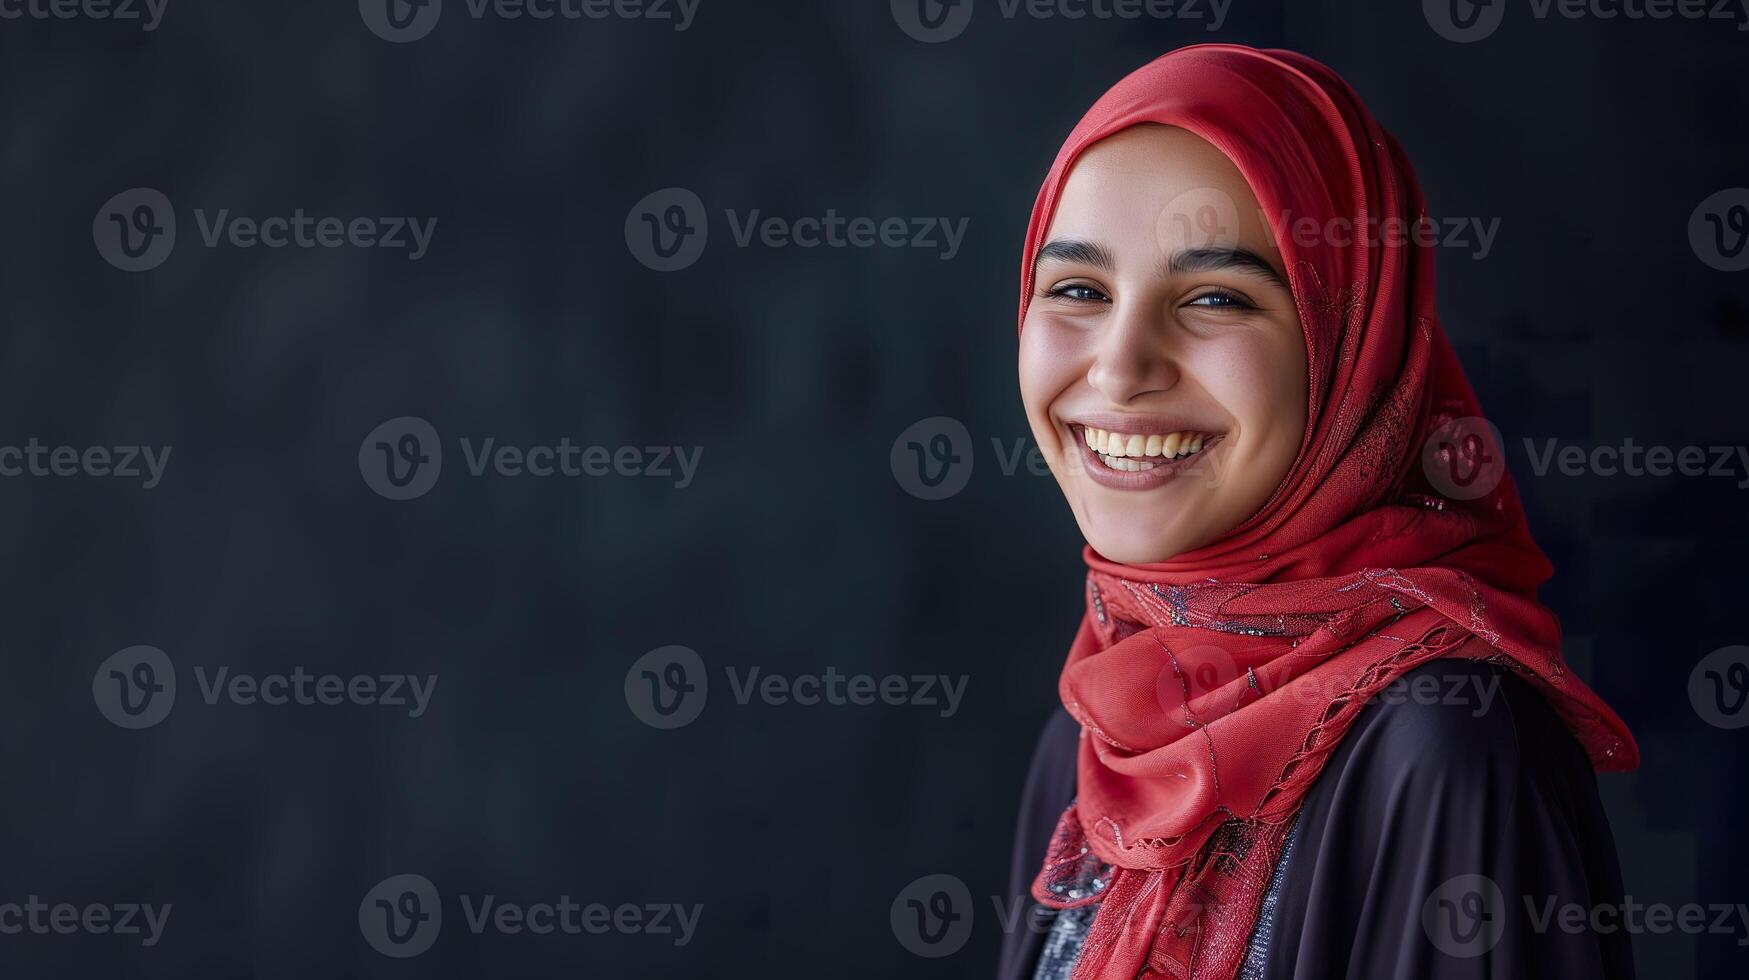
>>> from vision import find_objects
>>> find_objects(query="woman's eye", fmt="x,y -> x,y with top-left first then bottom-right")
1185,289 -> 1254,310
1051,283 -> 1109,302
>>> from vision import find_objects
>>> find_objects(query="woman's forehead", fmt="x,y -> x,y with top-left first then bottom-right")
1045,126 -> 1281,268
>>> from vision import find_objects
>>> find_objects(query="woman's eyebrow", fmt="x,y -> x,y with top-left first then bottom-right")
1035,238 -> 1115,271
1163,246 -> 1289,289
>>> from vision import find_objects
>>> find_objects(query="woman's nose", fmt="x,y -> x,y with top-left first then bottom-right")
1086,300 -> 1181,404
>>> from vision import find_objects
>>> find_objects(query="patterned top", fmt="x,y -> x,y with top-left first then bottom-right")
1031,817 -> 1301,980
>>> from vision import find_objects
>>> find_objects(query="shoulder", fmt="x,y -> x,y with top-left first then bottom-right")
1258,659 -> 1633,978
1351,658 -> 1525,776
1333,656 -> 1596,784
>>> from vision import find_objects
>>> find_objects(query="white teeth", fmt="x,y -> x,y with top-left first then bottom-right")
1096,453 -> 1158,472
1078,425 -> 1216,463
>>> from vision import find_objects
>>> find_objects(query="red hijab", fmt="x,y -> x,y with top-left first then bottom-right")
1018,44 -> 1638,979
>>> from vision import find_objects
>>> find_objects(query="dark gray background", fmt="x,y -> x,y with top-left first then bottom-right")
2,0 -> 1746,976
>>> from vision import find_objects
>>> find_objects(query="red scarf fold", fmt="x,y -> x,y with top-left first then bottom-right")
1017,44 -> 1638,980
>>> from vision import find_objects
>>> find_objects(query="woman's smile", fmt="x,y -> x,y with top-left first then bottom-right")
1061,416 -> 1228,489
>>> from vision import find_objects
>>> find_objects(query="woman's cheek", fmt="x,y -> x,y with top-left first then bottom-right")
1018,314 -> 1089,420
1192,329 -> 1304,434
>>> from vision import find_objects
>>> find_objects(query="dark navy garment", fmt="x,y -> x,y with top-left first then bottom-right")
997,659 -> 1637,980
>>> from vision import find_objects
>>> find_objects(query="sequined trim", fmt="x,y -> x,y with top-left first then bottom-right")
1031,904 -> 1097,980
1236,815 -> 1300,980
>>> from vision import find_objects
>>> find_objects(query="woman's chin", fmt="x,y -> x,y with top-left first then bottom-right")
1078,516 -> 1200,565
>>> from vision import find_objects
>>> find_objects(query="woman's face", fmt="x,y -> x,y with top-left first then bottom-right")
1019,124 -> 1309,564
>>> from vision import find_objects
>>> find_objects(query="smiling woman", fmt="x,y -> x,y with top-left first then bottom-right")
1021,124 -> 1307,564
1000,45 -> 1640,980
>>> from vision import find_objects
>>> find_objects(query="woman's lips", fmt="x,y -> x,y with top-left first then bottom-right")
1067,423 -> 1226,490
